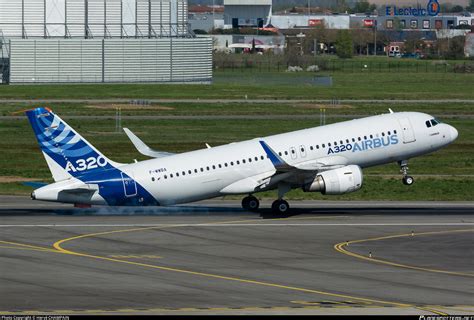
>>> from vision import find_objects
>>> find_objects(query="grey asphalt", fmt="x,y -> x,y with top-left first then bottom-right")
0,196 -> 473,315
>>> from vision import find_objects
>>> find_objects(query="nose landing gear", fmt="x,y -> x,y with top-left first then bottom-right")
399,160 -> 415,185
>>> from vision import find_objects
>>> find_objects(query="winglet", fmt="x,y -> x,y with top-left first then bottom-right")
259,141 -> 293,171
123,128 -> 174,158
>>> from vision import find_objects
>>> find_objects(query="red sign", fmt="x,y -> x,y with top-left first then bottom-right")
308,19 -> 323,27
363,19 -> 374,27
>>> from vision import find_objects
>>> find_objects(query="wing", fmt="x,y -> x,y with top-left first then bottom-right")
123,128 -> 175,158
259,141 -> 348,172
220,141 -> 349,195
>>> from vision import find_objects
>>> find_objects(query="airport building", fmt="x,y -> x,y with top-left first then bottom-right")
0,0 -> 212,84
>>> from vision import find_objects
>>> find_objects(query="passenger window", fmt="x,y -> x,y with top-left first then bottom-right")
236,161 -> 240,165
358,137 -> 361,141
194,169 -> 198,173
151,177 -> 155,181
369,135 -> 373,139
334,141 -> 337,146
218,164 -> 222,168
285,151 -> 288,155
316,145 -> 319,149
170,174 -> 174,178
352,138 -> 355,142
394,130 -> 397,134
225,163 -> 228,167
164,175 -> 167,179
242,159 -> 246,164
200,168 -> 204,172
188,170 -> 192,174
382,132 -> 385,136
260,156 -> 264,160
278,152 -> 282,156
328,143 -> 331,147
248,158 -> 252,163
364,135 -> 367,140
231,162 -> 234,166
212,165 -> 216,169
254,157 -> 258,161
322,144 -> 325,148
182,171 -> 185,175
176,173 -> 179,177
310,146 -> 313,150
345,139 -> 349,143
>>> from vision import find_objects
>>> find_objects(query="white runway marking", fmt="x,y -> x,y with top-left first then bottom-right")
0,223 -> 473,227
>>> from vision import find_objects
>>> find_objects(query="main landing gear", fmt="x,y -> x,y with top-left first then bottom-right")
271,199 -> 290,215
241,183 -> 292,215
241,195 -> 290,214
399,160 -> 415,185
242,195 -> 260,211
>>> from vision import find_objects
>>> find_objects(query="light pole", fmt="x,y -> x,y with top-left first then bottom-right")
373,22 -> 377,56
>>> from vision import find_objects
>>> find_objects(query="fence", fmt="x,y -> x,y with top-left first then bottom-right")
213,54 -> 473,73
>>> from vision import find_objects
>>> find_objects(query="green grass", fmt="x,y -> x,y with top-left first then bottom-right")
1,102 -> 474,117
1,72 -> 473,100
1,68 -> 472,200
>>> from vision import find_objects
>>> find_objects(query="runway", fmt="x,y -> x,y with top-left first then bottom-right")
0,196 -> 473,315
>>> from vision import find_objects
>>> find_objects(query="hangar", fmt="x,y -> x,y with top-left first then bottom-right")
0,0 -> 212,84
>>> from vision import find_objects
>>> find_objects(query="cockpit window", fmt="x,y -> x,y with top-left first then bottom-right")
427,118 -> 441,127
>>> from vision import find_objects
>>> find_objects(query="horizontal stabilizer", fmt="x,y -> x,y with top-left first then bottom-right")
22,181 -> 48,188
123,128 -> 175,158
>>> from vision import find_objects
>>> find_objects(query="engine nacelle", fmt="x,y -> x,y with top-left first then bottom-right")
303,165 -> 363,195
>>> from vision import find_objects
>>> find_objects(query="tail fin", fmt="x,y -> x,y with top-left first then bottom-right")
26,107 -> 122,182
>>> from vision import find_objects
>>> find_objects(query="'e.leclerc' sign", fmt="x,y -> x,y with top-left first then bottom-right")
386,0 -> 440,16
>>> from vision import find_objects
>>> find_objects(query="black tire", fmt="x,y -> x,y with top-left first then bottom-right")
271,199 -> 290,215
242,196 -> 259,211
402,176 -> 414,185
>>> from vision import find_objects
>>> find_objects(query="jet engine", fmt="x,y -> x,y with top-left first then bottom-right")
303,165 -> 363,195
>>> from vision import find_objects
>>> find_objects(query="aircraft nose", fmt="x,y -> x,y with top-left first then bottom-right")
449,125 -> 458,142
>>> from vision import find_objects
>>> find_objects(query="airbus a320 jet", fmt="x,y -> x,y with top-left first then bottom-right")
26,107 -> 458,214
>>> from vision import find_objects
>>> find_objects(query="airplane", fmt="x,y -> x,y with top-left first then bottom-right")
26,107 -> 458,214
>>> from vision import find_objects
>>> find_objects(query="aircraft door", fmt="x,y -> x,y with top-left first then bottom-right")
121,172 -> 137,197
290,147 -> 297,159
398,118 -> 416,143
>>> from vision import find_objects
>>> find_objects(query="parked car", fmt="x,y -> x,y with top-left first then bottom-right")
401,53 -> 421,59
389,50 -> 401,58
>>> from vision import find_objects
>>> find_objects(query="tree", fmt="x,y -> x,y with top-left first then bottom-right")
354,1 -> 370,13
467,0 -> 474,11
450,5 -> 464,12
335,30 -> 353,58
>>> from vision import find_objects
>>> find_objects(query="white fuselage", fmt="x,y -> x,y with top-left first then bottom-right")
111,111 -> 456,206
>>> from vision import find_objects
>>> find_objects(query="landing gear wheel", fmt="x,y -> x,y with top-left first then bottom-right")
399,160 -> 414,186
402,176 -> 414,185
271,199 -> 290,215
242,196 -> 260,211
